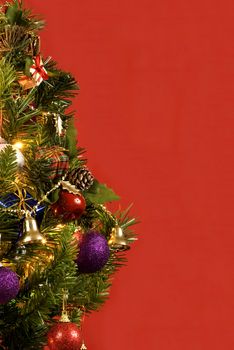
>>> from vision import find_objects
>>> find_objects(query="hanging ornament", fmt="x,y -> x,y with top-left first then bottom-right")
108,225 -> 130,251
67,167 -> 94,192
80,342 -> 87,350
29,55 -> 49,86
0,137 -> 24,168
47,322 -> 82,350
35,146 -> 69,180
20,212 -> 46,245
52,182 -> 86,221
50,201 -> 63,217
47,289 -> 82,350
77,231 -> 110,273
0,266 -> 20,304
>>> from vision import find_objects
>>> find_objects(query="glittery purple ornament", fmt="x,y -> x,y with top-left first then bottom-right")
0,267 -> 20,304
77,231 -> 110,273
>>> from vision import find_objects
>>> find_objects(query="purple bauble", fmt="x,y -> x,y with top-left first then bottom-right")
77,231 -> 110,273
0,267 -> 20,304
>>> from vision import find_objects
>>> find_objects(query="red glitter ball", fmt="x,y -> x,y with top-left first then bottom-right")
59,190 -> 86,220
47,322 -> 82,350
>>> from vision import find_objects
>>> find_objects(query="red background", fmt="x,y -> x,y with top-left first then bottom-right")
17,0 -> 234,349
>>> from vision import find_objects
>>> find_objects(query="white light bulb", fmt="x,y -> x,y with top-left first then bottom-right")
0,139 -> 24,167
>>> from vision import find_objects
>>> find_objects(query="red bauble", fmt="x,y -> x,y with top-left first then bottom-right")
51,190 -> 86,221
58,190 -> 86,220
51,202 -> 63,217
47,322 -> 82,350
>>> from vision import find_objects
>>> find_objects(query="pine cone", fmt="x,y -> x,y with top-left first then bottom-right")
67,167 -> 94,191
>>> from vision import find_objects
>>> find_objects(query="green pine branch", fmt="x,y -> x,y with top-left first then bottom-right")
0,145 -> 18,193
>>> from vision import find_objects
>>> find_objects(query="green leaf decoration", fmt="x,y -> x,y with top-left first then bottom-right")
85,180 -> 120,204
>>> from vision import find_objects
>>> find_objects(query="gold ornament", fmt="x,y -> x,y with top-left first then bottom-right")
108,226 -> 130,251
60,289 -> 70,322
20,212 -> 46,245
80,341 -> 88,350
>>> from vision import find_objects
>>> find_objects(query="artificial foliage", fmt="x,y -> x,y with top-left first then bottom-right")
0,1 -> 136,349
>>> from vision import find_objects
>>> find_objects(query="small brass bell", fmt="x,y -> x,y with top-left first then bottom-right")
108,226 -> 130,251
21,212 -> 46,245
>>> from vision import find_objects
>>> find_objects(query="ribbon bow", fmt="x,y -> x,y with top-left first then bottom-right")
30,55 -> 49,86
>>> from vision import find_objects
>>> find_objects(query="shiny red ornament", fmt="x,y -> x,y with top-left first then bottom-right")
51,190 -> 86,221
59,190 -> 86,220
51,202 -> 63,217
47,322 -> 82,350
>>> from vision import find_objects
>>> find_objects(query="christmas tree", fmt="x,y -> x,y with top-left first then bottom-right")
0,1 -> 136,349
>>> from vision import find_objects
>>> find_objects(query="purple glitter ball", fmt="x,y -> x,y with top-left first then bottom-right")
0,267 -> 20,304
77,231 -> 110,273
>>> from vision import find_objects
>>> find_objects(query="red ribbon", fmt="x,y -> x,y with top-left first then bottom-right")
31,55 -> 49,81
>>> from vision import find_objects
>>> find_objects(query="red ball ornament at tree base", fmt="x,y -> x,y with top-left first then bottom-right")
47,322 -> 82,350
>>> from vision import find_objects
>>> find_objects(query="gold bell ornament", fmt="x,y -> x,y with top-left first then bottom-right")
20,212 -> 46,244
108,225 -> 130,251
